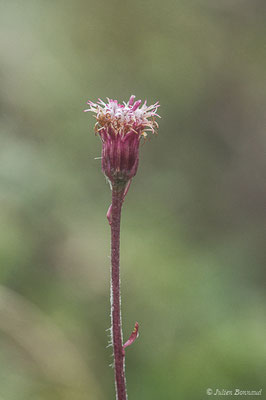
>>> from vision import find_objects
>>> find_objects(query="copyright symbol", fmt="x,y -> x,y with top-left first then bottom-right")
207,388 -> 213,395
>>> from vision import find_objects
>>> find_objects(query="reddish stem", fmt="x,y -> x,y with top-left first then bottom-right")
110,183 -> 127,400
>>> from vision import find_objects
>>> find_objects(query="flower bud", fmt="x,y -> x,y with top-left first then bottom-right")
85,95 -> 160,186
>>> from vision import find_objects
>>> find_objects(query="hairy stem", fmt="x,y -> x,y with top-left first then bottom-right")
110,183 -> 127,400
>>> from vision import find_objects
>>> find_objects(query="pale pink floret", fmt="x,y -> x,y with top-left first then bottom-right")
85,95 -> 160,183
84,95 -> 160,136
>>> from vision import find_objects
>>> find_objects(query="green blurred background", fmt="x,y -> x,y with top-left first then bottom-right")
1,0 -> 266,399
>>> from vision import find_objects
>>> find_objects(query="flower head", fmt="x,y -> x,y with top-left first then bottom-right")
85,95 -> 160,186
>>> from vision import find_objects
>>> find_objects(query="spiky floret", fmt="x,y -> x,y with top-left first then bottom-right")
85,95 -> 160,137
85,95 -> 160,184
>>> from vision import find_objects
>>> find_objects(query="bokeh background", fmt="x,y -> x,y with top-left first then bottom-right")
1,0 -> 266,399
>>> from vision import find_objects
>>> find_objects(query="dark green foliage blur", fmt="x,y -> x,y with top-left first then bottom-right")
1,0 -> 266,399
